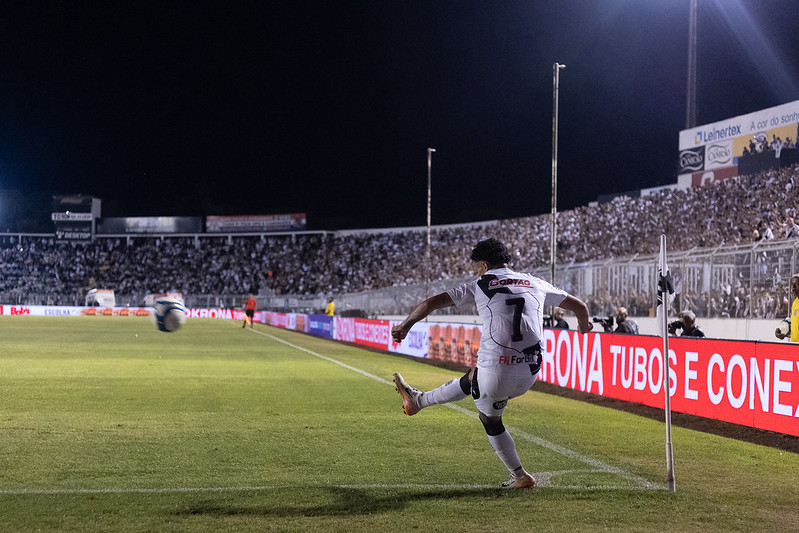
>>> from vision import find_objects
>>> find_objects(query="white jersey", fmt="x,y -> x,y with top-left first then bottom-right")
447,267 -> 567,369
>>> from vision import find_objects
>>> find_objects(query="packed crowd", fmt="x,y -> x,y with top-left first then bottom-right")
1,164 -> 798,317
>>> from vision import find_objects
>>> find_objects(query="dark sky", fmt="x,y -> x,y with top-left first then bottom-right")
1,1 -> 797,231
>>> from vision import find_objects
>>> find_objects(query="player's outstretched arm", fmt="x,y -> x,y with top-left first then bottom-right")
391,292 -> 454,342
559,295 -> 593,334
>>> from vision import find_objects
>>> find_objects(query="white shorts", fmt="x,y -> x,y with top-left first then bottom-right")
472,364 -> 539,417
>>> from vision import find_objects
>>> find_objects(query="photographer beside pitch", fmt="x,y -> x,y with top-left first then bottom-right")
391,238 -> 592,489
668,310 -> 705,337
552,307 -> 569,329
614,306 -> 639,334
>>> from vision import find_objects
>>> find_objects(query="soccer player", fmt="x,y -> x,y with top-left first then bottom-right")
243,293 -> 257,328
324,297 -> 335,317
391,238 -> 592,489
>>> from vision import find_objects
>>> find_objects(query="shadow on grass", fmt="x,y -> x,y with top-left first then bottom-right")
174,486 -> 504,517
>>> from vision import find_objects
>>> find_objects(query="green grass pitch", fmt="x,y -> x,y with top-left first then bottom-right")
0,316 -> 797,532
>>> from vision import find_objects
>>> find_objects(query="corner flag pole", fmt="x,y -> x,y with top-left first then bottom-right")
658,234 -> 676,492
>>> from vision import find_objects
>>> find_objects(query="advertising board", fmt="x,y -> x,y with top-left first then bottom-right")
354,318 -> 391,350
539,330 -> 799,436
678,99 -> 799,180
680,100 -> 799,152
388,321 -> 429,358
96,216 -> 203,234
205,213 -> 307,233
307,315 -> 334,338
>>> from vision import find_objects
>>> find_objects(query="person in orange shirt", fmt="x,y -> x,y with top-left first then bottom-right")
243,293 -> 257,328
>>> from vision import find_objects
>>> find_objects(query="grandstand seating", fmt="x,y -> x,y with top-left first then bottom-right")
1,164 -> 797,318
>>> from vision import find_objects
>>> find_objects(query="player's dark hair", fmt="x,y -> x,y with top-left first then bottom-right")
470,238 -> 511,267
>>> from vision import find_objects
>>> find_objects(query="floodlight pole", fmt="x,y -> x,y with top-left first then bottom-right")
686,0 -> 697,128
551,63 -> 565,286
426,147 -> 436,300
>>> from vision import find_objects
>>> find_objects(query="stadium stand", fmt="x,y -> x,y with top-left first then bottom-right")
1,164 -> 798,318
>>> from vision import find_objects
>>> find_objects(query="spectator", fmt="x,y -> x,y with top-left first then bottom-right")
785,218 -> 799,239
759,220 -> 774,240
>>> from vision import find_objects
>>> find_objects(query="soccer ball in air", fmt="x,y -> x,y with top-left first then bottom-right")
151,297 -> 187,333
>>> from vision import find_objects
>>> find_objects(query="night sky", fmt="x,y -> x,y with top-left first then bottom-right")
1,1 -> 797,232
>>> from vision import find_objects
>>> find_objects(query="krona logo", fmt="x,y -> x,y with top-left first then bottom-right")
488,278 -> 530,288
10,306 -> 31,315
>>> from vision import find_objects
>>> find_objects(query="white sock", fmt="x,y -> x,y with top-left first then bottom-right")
488,430 -> 524,474
419,378 -> 468,408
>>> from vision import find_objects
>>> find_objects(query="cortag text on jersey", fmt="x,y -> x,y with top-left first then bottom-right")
488,278 -> 531,289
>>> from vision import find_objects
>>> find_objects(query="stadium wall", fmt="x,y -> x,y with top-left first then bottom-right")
379,315 -> 784,343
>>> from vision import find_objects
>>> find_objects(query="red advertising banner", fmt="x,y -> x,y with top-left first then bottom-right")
691,165 -> 739,186
354,318 -> 391,350
335,317 -> 356,343
540,330 -> 799,436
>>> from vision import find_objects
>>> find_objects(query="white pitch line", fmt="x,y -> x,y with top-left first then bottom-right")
0,471 -> 653,496
250,327 -> 393,386
251,327 -> 665,491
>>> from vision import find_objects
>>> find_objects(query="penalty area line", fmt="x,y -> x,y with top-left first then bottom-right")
248,326 -> 666,491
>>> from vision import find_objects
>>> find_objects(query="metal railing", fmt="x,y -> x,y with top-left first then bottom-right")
266,239 -> 799,320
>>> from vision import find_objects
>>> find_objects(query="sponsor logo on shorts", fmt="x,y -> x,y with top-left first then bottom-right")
498,353 -> 539,365
493,400 -> 508,410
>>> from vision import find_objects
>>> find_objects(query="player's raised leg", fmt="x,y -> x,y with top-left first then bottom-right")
393,370 -> 471,416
